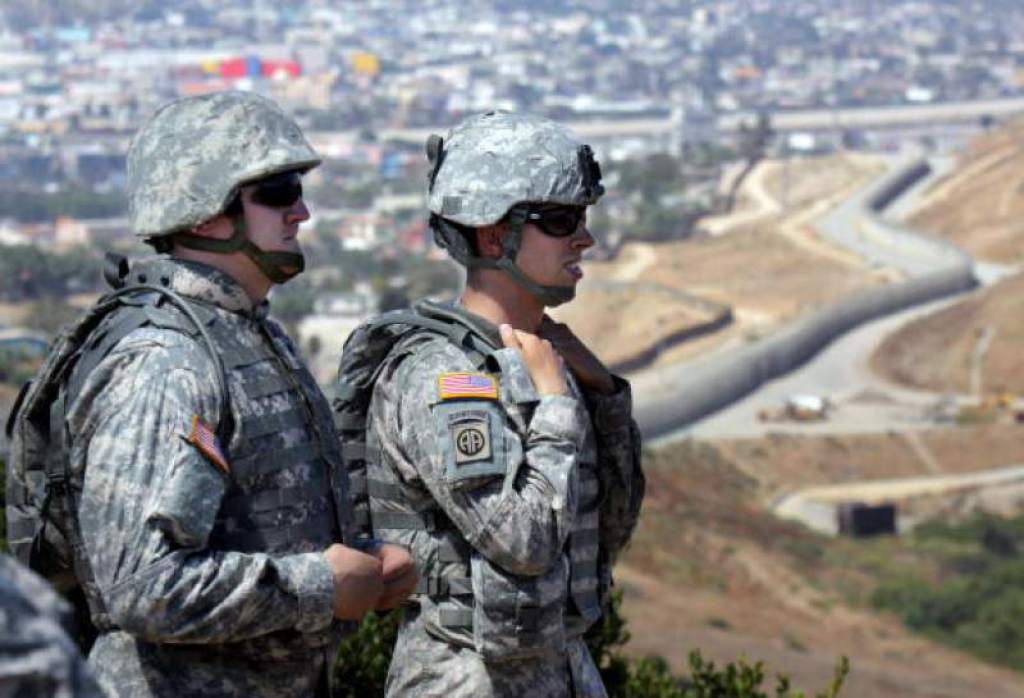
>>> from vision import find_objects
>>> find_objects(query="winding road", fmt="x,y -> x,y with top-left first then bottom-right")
651,149 -> 1010,443
633,148 -> 1024,532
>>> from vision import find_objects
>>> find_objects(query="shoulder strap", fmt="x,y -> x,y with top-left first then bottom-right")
8,282 -> 230,635
105,284 -> 230,440
335,305 -> 505,541
411,300 -> 501,365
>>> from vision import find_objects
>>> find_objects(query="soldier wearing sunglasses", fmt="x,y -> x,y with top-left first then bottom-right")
345,111 -> 645,697
7,91 -> 416,697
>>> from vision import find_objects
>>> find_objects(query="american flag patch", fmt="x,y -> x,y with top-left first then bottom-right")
438,372 -> 499,400
188,415 -> 230,475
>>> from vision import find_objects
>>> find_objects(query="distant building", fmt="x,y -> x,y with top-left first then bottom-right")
837,502 -> 897,537
53,217 -> 128,249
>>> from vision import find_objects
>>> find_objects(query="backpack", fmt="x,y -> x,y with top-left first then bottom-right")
332,302 -> 497,537
4,254 -> 227,650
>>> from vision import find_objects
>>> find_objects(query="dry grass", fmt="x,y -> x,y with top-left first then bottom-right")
644,223 -> 882,323
550,284 -> 711,367
909,117 -> 1024,264
761,152 -> 887,210
618,438 -> 1024,697
557,152 -> 890,368
872,272 -> 1024,394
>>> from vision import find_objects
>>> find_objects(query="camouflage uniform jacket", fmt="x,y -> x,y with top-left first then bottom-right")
0,553 -> 106,698
67,258 -> 348,698
366,302 -> 644,698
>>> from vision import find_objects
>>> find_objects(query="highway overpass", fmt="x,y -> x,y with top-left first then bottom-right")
317,96 -> 1024,148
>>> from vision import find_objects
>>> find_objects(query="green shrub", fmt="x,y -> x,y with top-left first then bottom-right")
331,610 -> 402,697
872,513 -> 1024,671
331,591 -> 848,698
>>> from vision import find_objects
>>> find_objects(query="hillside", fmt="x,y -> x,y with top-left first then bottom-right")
872,271 -> 1024,395
557,152 -> 889,369
620,437 -> 1024,697
909,117 -> 1024,264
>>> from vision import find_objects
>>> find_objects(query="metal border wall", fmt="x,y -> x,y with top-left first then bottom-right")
634,159 -> 977,438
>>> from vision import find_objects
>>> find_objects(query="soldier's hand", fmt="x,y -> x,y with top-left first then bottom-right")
322,543 -> 383,621
538,316 -> 616,395
373,543 -> 418,610
499,323 -> 567,396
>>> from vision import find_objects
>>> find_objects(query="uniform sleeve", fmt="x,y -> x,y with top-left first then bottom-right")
69,330 -> 335,644
585,375 -> 645,562
387,341 -> 585,576
0,556 -> 106,698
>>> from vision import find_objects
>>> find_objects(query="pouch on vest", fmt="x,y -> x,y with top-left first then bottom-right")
470,550 -> 568,660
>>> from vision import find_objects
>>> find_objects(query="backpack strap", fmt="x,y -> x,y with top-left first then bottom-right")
336,305 -> 503,543
33,284 -> 229,633
333,311 -> 453,539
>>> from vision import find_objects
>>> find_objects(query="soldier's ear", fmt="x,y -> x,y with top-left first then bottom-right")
475,224 -> 506,259
189,215 -> 234,240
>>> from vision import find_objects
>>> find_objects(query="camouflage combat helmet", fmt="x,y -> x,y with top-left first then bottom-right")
127,91 -> 321,282
425,111 -> 604,307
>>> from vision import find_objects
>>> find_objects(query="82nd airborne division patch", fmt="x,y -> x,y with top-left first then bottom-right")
451,413 -> 492,465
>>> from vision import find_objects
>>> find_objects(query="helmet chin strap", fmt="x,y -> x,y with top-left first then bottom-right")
174,215 -> 304,284
465,210 -> 576,308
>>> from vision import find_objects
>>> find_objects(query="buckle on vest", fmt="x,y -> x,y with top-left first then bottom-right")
419,576 -> 446,595
422,509 -> 446,532
517,605 -> 541,631
417,575 -> 472,597
44,466 -> 69,489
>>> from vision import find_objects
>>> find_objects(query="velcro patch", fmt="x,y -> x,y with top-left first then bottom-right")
442,195 -> 462,215
452,416 -> 492,465
438,372 -> 498,401
187,415 -> 230,475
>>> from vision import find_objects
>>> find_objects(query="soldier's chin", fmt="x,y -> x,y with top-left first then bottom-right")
541,284 -> 576,307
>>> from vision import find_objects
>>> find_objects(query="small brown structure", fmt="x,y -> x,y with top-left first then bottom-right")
837,501 -> 897,537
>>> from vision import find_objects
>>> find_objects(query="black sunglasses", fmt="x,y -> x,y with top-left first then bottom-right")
520,205 -> 587,238
250,171 -> 304,209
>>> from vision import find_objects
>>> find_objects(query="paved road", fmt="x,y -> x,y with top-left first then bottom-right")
646,151 -> 999,443
773,464 -> 1024,536
671,294 -> 967,441
718,96 -> 1024,132
349,96 -> 1024,146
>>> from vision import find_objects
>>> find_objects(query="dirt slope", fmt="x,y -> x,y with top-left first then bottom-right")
872,272 -> 1024,394
557,152 -> 888,368
551,282 -> 713,368
619,440 -> 1024,697
909,118 -> 1024,264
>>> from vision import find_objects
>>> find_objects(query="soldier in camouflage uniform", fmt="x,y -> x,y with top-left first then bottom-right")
0,553 -> 105,697
358,111 -> 645,697
43,92 -> 416,697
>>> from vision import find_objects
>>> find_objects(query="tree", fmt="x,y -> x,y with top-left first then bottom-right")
724,112 -> 774,212
21,297 -> 83,336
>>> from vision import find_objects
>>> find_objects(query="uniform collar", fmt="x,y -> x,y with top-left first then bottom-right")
123,256 -> 269,319
415,298 -> 502,350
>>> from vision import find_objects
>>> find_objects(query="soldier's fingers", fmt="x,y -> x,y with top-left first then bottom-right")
517,331 -> 550,358
499,323 -> 521,350
377,570 -> 418,609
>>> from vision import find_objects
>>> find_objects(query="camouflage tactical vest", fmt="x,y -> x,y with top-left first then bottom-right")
337,300 -> 604,661
7,256 -> 354,658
